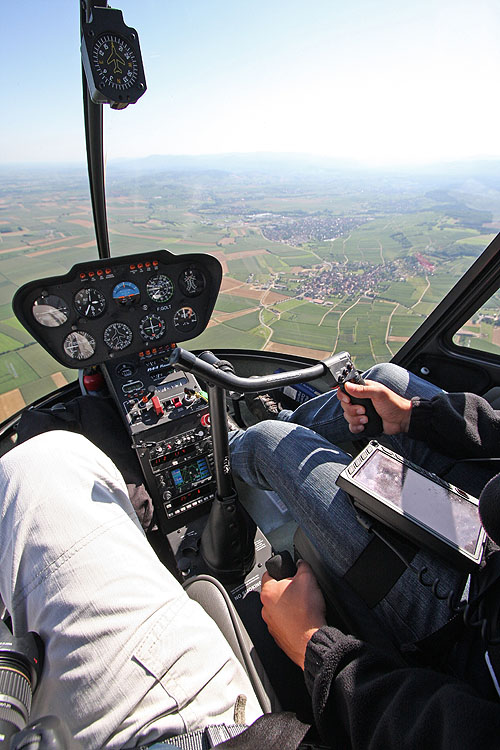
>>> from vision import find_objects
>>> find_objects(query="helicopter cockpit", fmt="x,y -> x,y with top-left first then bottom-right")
3,1 -> 500,747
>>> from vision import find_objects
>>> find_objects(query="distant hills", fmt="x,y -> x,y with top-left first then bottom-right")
2,153 -> 500,189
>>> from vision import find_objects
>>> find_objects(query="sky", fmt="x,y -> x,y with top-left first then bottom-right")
2,0 -> 500,166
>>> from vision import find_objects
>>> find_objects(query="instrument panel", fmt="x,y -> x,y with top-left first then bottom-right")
13,250 -> 222,368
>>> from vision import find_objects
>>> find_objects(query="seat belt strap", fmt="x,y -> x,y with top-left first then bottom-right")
145,713 -> 313,750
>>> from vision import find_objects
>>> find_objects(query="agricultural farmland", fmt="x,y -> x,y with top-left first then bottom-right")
1,159 -> 500,418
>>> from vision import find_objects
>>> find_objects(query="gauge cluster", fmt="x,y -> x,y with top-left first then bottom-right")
13,250 -> 222,368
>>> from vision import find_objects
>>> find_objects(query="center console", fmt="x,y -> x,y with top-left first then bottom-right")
103,348 -> 217,533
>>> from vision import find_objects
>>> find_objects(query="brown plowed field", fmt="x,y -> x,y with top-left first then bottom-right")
264,341 -> 330,360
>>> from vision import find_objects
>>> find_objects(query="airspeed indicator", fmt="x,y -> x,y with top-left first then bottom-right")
146,274 -> 174,303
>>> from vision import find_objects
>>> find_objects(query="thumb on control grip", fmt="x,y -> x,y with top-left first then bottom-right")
341,377 -> 383,437
265,551 -> 297,580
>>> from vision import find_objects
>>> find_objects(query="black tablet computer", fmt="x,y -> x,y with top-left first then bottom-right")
336,441 -> 486,571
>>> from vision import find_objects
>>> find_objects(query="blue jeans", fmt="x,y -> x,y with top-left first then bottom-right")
229,363 -> 490,646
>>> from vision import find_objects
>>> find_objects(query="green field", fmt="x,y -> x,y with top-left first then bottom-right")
214,294 -> 257,313
1,164 -> 499,419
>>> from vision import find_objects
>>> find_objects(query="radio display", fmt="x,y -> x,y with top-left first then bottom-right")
151,443 -> 196,468
171,457 -> 211,488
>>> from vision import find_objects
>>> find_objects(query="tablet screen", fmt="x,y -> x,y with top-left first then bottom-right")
351,450 -> 483,555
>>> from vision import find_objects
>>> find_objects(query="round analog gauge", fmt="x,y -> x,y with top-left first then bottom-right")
63,331 -> 96,360
146,274 -> 174,303
115,362 -> 136,378
139,314 -> 166,341
178,267 -> 206,297
32,295 -> 69,327
74,287 -> 106,318
173,306 -> 198,332
92,34 -> 139,92
112,281 -> 140,305
103,322 -> 133,351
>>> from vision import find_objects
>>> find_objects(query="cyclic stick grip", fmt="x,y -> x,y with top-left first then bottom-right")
327,351 -> 384,438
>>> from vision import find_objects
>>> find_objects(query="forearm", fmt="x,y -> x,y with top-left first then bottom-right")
304,626 -> 500,749
409,392 -> 500,458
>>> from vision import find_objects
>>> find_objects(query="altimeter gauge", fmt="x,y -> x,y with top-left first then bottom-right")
32,295 -> 69,327
63,331 -> 96,360
146,274 -> 174,303
139,314 -> 166,341
74,287 -> 106,318
173,306 -> 198,332
104,322 -> 133,351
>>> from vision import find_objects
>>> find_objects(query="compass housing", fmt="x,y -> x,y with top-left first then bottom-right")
81,6 -> 146,109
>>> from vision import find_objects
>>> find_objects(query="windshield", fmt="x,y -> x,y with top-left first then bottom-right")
2,1 -> 500,421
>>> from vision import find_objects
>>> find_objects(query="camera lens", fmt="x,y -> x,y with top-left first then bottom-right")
0,653 -> 33,743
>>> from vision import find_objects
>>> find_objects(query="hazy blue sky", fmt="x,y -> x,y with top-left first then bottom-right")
2,0 -> 500,165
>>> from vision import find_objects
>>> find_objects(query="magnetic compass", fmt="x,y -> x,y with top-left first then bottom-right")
81,6 -> 146,109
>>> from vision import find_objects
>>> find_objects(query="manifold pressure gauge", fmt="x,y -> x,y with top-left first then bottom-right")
81,5 -> 146,109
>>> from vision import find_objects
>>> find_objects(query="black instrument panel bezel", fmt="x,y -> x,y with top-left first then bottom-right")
13,250 -> 222,368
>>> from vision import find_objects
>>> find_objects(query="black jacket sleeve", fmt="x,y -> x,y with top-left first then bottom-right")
304,626 -> 500,749
408,392 -> 500,459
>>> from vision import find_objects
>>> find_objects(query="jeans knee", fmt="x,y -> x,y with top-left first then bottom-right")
363,362 -> 408,387
239,420 -> 298,455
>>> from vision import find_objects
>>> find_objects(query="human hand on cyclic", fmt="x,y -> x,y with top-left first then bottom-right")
337,379 -> 412,435
260,560 -> 327,670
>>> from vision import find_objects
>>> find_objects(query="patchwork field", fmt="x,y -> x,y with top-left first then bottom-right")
1,163 -> 499,419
